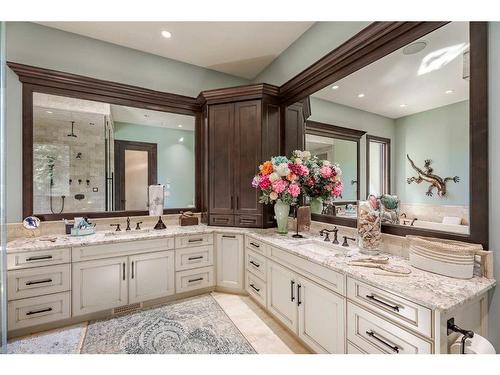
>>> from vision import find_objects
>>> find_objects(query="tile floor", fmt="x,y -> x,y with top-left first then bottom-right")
8,292 -> 310,354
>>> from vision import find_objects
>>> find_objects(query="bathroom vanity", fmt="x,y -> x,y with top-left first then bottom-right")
6,224 -> 495,354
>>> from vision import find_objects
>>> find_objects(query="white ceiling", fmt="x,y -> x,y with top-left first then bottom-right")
313,22 -> 469,119
37,22 -> 313,80
110,105 -> 195,131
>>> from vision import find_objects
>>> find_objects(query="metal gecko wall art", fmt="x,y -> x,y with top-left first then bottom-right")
406,154 -> 460,197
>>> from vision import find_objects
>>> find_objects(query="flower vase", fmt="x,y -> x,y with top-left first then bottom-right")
274,199 -> 290,234
310,197 -> 323,214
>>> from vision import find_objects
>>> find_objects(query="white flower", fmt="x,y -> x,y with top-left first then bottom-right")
322,160 -> 331,166
295,158 -> 303,165
275,163 -> 290,177
268,172 -> 280,182
293,150 -> 303,158
302,151 -> 311,160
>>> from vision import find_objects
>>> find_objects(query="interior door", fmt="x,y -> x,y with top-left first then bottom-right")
208,103 -> 234,215
114,140 -> 157,211
72,256 -> 128,316
234,101 -> 261,216
216,233 -> 244,290
128,251 -> 175,303
267,261 -> 298,332
297,277 -> 346,353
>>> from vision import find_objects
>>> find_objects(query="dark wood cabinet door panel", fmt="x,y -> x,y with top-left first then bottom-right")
209,214 -> 235,226
234,100 -> 262,215
209,103 -> 234,214
262,102 -> 281,162
283,103 -> 305,156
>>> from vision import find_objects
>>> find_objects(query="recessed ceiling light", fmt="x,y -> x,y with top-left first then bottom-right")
179,137 -> 184,142
178,124 -> 183,128
357,93 -> 365,98
331,85 -> 339,90
445,89 -> 454,94
161,30 -> 172,39
46,110 -> 53,114
400,104 -> 407,108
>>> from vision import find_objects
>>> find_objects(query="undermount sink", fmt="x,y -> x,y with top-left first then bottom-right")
104,229 -> 153,237
295,240 -> 354,257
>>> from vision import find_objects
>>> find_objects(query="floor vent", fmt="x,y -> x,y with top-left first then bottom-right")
112,303 -> 142,315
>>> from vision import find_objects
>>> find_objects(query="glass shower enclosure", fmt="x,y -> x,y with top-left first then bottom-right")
0,21 -> 7,353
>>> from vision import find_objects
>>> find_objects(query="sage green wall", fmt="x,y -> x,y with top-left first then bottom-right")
394,101 -> 469,206
114,122 -> 195,209
309,96 -> 396,200
488,21 -> 500,352
254,22 -> 369,85
5,22 -> 248,222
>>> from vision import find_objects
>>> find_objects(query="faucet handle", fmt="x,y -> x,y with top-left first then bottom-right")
342,236 -> 356,247
319,229 -> 331,242
135,221 -> 143,230
110,223 -> 121,232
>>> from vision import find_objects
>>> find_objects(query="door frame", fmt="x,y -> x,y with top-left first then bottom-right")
114,140 -> 157,211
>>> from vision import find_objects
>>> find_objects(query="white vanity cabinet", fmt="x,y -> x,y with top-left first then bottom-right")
216,233 -> 244,291
267,261 -> 298,332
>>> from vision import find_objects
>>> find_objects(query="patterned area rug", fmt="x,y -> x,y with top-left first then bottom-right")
7,323 -> 85,354
81,294 -> 256,354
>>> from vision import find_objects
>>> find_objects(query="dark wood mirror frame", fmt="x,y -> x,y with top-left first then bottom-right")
290,22 -> 488,248
305,120 -> 365,203
8,61 -> 203,221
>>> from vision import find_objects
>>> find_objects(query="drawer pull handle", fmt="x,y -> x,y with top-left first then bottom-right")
131,261 -> 135,279
188,256 -> 204,261
290,280 -> 295,302
249,260 -> 260,268
123,262 -> 126,281
249,284 -> 260,292
188,238 -> 203,243
249,242 -> 260,248
222,235 -> 236,238
188,277 -> 203,283
297,284 -> 302,306
25,278 -> 53,286
26,307 -> 53,316
366,294 -> 400,312
26,255 -> 53,262
215,218 -> 229,222
365,330 -> 400,353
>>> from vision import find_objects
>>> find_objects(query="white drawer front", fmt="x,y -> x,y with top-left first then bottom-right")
175,246 -> 214,271
245,248 -> 267,281
72,238 -> 174,262
347,277 -> 432,338
7,248 -> 71,270
269,246 -> 345,295
175,266 -> 215,293
347,341 -> 366,354
175,233 -> 213,249
245,236 -> 267,256
8,291 -> 71,331
347,302 -> 432,354
246,272 -> 267,308
7,264 -> 71,301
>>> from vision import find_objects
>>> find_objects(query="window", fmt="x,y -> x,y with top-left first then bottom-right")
366,135 -> 390,197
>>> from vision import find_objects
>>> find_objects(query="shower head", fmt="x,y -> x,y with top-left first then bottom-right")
68,121 -> 77,137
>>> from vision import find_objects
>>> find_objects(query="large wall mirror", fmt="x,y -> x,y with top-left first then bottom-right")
299,21 -> 487,246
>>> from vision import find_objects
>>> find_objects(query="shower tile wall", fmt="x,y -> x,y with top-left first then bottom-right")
33,107 -> 107,214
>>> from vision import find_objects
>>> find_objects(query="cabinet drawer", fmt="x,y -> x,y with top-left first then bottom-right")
7,264 -> 71,301
8,291 -> 71,331
235,214 -> 262,228
347,302 -> 432,354
245,236 -> 267,256
347,341 -> 366,354
175,246 -> 214,271
245,248 -> 267,281
269,246 -> 344,295
7,248 -> 71,270
209,214 -> 234,226
246,272 -> 267,308
347,277 -> 432,338
176,266 -> 215,294
175,233 -> 213,249
72,238 -> 174,262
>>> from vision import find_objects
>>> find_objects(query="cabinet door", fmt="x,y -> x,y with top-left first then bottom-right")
216,233 -> 244,291
72,256 -> 128,316
267,261 -> 298,332
297,277 -> 346,353
234,100 -> 262,217
129,251 -> 175,304
209,103 -> 234,215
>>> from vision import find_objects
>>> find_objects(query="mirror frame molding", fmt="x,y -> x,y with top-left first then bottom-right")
288,22 -> 488,248
366,134 -> 391,197
8,61 -> 203,221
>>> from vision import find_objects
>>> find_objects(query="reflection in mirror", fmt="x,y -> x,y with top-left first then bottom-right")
32,93 -> 195,216
308,22 -> 470,234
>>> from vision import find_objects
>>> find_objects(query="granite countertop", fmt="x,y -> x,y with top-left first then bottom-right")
7,224 -> 496,313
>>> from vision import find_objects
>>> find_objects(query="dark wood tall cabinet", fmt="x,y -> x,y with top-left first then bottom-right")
199,84 -> 281,228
